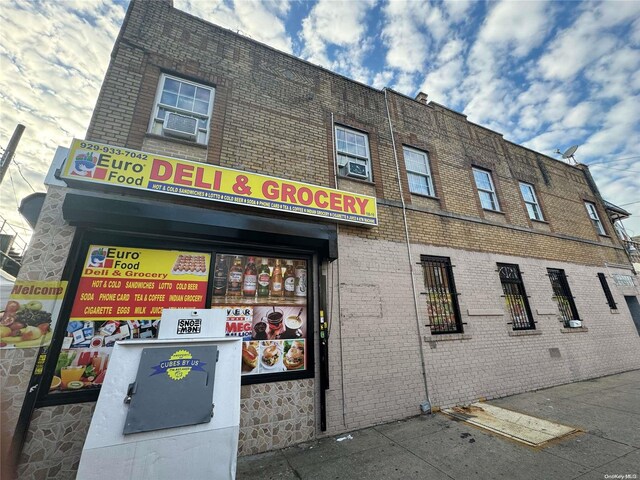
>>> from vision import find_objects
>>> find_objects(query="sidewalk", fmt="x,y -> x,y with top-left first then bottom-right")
237,369 -> 640,480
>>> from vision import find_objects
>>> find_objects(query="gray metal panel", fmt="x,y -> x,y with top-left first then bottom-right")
123,346 -> 217,435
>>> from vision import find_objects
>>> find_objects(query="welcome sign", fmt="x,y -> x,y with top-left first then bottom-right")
61,139 -> 378,226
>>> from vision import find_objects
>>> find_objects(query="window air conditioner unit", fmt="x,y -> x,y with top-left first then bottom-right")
346,161 -> 368,179
568,320 -> 582,328
163,112 -> 198,140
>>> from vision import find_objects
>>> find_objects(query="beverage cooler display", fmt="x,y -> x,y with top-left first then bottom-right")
212,254 -> 309,378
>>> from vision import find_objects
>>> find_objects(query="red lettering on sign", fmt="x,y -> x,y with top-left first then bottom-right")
281,183 -> 296,203
343,195 -> 356,213
263,180 -> 279,200
175,164 -> 194,185
194,167 -> 211,189
150,159 -> 172,181
355,197 -> 369,215
314,190 -> 329,208
297,187 -> 313,206
329,192 -> 342,211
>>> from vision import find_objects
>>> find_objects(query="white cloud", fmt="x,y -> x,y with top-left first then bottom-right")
442,0 -> 473,22
300,0 -> 375,69
1,1 -> 126,240
176,0 -> 293,53
381,0 -> 430,73
476,1 -> 551,57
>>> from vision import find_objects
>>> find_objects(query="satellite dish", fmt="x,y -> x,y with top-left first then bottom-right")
562,145 -> 579,159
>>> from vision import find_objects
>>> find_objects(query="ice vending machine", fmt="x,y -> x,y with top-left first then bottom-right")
77,309 -> 241,479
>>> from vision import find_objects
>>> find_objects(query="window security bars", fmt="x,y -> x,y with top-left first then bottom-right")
497,263 -> 535,330
597,273 -> 617,310
421,256 -> 463,334
547,268 -> 580,327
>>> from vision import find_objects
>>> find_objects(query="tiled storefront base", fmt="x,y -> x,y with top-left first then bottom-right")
17,403 -> 95,480
16,379 -> 315,478
239,379 -> 315,455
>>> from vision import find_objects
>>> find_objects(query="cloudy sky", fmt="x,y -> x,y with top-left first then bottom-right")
1,0 -> 639,246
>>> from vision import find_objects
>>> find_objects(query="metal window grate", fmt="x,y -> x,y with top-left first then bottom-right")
597,273 -> 617,309
547,268 -> 580,327
497,263 -> 535,330
420,255 -> 463,334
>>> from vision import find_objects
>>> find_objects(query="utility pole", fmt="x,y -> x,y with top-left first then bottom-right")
0,124 -> 26,186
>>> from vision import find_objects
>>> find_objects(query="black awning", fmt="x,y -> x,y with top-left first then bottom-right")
62,192 -> 338,260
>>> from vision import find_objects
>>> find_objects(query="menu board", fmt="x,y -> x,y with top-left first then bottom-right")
49,246 -> 209,393
212,254 -> 308,377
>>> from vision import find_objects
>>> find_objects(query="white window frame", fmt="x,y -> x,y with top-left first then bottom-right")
404,146 -> 435,197
585,201 -> 606,235
473,167 -> 500,211
519,182 -> 544,221
148,74 -> 215,145
335,125 -> 372,181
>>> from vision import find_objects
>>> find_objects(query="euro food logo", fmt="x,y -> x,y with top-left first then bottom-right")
150,349 -> 206,381
70,150 -> 107,179
87,247 -> 112,268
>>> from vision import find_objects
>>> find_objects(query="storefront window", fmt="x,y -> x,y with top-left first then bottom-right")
49,245 -> 210,393
211,254 -> 309,377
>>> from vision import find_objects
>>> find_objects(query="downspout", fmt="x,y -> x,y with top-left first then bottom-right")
330,112 -> 348,427
383,89 -> 432,412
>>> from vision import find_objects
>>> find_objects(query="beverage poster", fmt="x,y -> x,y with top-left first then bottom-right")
213,253 -> 308,377
0,281 -> 68,349
50,246 -> 209,393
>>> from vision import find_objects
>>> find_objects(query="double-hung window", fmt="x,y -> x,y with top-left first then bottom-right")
149,74 -> 215,145
497,263 -> 535,330
473,168 -> 500,211
547,268 -> 580,327
585,202 -> 606,235
335,126 -> 371,181
404,146 -> 435,196
421,255 -> 463,334
519,182 -> 544,221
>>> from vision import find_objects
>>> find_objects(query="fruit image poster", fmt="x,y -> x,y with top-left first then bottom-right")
1,281 -> 68,349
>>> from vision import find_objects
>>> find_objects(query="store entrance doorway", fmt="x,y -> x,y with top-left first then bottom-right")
625,296 -> 640,335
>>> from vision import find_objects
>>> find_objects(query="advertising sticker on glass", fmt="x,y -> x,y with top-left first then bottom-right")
1,281 -> 68,349
50,246 -> 209,393
212,253 -> 308,379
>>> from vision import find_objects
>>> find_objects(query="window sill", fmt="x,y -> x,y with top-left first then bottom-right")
337,175 -> 375,186
508,329 -> 542,337
598,234 -> 611,238
145,133 -> 208,150
423,333 -> 471,343
560,326 -> 589,333
467,309 -> 503,316
411,192 -> 440,200
610,309 -> 619,314
531,218 -> 548,224
482,208 -> 504,214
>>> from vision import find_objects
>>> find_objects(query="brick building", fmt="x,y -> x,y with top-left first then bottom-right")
3,0 -> 640,477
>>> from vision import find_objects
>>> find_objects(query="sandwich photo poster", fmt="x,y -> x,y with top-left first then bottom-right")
224,305 -> 307,376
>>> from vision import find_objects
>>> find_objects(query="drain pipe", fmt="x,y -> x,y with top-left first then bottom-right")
331,112 -> 348,427
383,89 -> 432,413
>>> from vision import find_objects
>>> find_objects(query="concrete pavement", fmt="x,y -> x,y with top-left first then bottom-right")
237,369 -> 640,479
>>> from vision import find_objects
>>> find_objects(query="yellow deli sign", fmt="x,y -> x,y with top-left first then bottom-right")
61,139 -> 378,226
